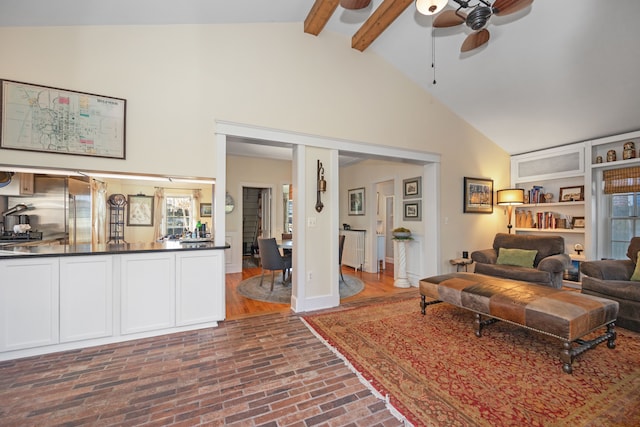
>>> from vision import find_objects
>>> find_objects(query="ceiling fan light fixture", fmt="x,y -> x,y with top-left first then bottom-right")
416,0 -> 448,16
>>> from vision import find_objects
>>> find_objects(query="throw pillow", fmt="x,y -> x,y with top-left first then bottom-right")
630,252 -> 640,281
496,248 -> 538,268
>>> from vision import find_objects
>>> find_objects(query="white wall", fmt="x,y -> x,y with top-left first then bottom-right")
0,23 -> 510,288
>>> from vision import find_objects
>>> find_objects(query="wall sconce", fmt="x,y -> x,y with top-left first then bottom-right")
315,160 -> 326,212
496,188 -> 525,233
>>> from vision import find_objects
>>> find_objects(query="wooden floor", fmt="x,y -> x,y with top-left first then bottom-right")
225,262 -> 413,320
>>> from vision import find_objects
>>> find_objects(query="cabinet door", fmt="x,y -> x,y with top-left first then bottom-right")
176,251 -> 225,326
120,252 -> 175,335
59,256 -> 113,343
0,258 -> 59,351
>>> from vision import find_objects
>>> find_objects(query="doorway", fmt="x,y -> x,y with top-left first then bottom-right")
242,186 -> 271,268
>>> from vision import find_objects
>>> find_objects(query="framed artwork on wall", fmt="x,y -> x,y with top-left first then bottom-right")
0,79 -> 126,159
403,177 -> 422,199
403,201 -> 422,221
348,187 -> 365,216
463,177 -> 494,214
127,195 -> 154,226
200,203 -> 212,217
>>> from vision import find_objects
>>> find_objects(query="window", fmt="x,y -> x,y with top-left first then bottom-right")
609,193 -> 640,259
165,195 -> 194,237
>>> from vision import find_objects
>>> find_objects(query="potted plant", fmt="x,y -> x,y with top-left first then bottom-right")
392,227 -> 412,239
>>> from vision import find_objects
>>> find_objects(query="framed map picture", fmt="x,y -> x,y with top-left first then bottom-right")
0,79 -> 126,159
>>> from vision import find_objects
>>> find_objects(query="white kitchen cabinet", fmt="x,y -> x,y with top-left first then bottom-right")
59,256 -> 113,343
0,257 -> 59,351
176,250 -> 225,326
120,252 -> 175,335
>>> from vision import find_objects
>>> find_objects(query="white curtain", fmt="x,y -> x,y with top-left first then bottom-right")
193,189 -> 202,224
153,187 -> 165,241
91,179 -> 107,244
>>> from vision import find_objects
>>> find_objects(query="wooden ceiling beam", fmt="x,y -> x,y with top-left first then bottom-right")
304,0 -> 340,36
352,0 -> 413,52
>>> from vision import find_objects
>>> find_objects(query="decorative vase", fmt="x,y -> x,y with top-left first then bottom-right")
623,141 -> 636,160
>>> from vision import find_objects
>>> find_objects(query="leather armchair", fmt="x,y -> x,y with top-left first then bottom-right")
580,237 -> 640,332
471,233 -> 571,288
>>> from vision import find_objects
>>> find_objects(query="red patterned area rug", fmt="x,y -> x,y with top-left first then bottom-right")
302,299 -> 640,427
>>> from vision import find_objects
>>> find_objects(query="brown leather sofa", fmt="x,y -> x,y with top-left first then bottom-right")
471,233 -> 571,289
580,237 -> 640,332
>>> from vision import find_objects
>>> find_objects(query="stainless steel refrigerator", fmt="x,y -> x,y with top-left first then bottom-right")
8,175 -> 92,244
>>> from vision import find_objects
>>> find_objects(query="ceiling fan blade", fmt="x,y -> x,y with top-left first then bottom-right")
433,10 -> 466,28
461,29 -> 490,52
492,0 -> 533,16
340,0 -> 372,10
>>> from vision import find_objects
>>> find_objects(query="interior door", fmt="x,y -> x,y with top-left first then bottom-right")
260,188 -> 272,238
385,195 -> 394,263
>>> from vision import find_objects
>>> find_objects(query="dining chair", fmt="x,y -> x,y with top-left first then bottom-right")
338,234 -> 346,283
257,237 -> 292,291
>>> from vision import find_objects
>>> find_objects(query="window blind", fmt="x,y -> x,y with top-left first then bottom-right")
603,166 -> 640,194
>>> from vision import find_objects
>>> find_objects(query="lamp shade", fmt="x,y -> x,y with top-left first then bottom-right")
496,188 -> 525,205
416,0 -> 448,16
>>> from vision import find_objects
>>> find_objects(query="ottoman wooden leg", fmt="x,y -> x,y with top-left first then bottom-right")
420,295 -> 442,315
561,322 -> 617,374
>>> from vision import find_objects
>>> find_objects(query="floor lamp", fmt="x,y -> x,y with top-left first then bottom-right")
496,189 -> 525,233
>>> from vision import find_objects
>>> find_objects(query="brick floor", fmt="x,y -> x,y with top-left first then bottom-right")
0,295 -> 413,427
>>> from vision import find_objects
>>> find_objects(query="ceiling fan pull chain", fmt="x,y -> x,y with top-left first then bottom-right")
431,20 -> 437,85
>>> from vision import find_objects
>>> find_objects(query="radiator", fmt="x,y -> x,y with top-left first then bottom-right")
341,230 -> 365,272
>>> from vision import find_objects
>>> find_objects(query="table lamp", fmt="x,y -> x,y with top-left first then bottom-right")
497,188 -> 525,233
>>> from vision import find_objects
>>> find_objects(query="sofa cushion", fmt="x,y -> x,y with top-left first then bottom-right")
474,263 -> 551,285
497,248 -> 537,268
626,237 -> 640,263
582,277 -> 640,303
492,233 -> 564,267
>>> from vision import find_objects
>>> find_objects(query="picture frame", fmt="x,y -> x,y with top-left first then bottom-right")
559,185 -> 584,202
127,195 -> 154,226
403,176 -> 422,199
348,187 -> 365,216
463,177 -> 494,214
403,200 -> 422,221
572,216 -> 585,229
0,79 -> 126,159
199,203 -> 212,217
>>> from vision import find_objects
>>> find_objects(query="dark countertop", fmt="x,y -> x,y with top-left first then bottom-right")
0,240 -> 229,259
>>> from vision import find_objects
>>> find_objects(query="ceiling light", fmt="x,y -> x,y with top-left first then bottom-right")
416,0 -> 448,15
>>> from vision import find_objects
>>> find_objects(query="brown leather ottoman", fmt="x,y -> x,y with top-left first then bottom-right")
420,272 -> 619,373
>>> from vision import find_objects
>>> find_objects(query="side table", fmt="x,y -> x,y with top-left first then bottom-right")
449,258 -> 473,272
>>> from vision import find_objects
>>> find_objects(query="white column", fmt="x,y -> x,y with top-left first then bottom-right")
394,239 -> 410,288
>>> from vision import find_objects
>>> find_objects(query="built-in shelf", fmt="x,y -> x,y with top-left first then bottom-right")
514,228 -> 585,234
590,157 -> 640,170
519,201 -> 584,208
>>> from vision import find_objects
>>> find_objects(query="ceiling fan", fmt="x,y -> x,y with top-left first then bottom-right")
431,0 -> 533,52
339,0 -> 372,10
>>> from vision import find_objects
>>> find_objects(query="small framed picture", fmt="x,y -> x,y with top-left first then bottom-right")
463,177 -> 493,214
348,187 -> 365,216
200,203 -> 212,217
559,185 -> 584,202
572,216 -> 585,228
403,201 -> 421,221
127,195 -> 154,226
403,177 -> 422,199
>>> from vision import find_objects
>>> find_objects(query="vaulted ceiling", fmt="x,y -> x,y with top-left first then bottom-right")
2,0 -> 639,155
